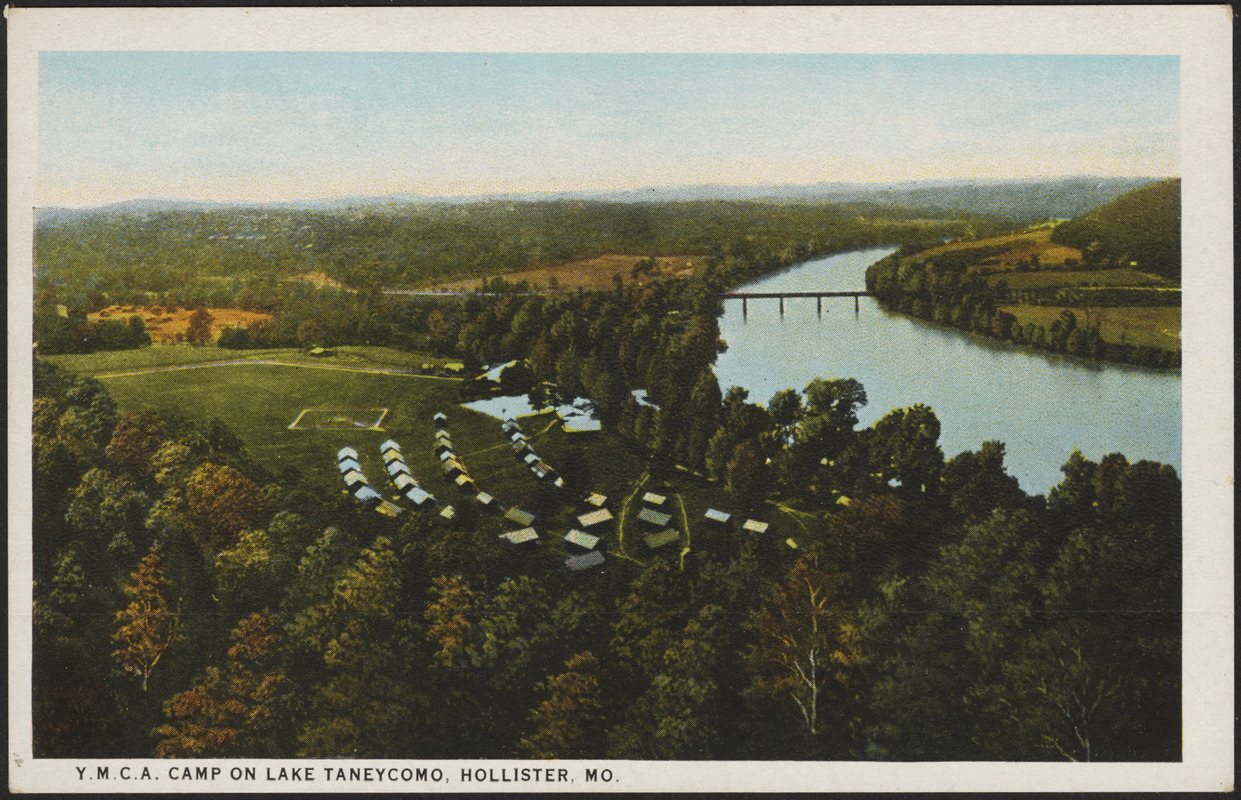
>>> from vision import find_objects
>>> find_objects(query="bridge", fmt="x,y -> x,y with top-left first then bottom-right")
720,290 -> 872,318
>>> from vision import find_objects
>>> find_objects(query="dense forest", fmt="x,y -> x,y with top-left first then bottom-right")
33,274 -> 1181,761
865,180 -> 1181,368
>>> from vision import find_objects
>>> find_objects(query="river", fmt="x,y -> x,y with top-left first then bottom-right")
713,246 -> 1182,494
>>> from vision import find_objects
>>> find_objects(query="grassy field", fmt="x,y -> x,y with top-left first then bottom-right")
47,345 -> 463,376
58,353 -> 799,569
998,304 -> 1181,350
990,267 -> 1174,291
421,253 -> 703,292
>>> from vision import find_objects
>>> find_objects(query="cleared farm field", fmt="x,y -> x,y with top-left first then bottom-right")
89,305 -> 274,344
998,304 -> 1181,351
422,253 -> 702,292
922,227 -> 1083,270
990,267 -> 1174,290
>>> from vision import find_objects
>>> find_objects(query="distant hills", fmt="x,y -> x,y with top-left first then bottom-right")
1049,178 -> 1181,282
37,176 -> 1165,227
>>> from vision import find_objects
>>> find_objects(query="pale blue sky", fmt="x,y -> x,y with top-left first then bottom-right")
38,52 -> 1179,206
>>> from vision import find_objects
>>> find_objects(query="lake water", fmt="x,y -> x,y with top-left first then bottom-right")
714,246 -> 1182,494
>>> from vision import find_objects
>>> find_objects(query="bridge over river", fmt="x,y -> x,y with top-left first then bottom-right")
720,289 -> 872,318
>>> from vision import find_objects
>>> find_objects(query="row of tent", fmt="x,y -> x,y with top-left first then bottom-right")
338,447 -> 403,517
500,418 -> 566,489
434,411 -> 537,526
380,439 -> 436,507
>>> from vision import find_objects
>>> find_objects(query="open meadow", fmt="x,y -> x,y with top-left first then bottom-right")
997,304 -> 1181,350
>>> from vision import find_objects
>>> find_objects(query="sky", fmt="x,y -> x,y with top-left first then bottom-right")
37,52 -> 1180,207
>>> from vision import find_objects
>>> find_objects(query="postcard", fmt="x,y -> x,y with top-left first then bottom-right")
7,5 -> 1233,793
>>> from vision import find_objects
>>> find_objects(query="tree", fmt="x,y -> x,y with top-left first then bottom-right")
296,537 -> 408,757
941,441 -> 1026,522
768,388 -> 803,442
747,550 -> 860,753
726,439 -> 771,510
177,463 -> 271,554
520,651 -> 605,758
609,606 -> 727,759
112,545 -> 180,692
64,467 -> 152,568
154,612 -> 295,757
186,308 -> 215,345
863,404 -> 945,500
105,412 -> 167,484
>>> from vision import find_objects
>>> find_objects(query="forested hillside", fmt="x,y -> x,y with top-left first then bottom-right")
1049,178 -> 1181,282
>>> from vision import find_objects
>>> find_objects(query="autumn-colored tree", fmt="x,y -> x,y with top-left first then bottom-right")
153,612 -> 294,757
748,550 -> 860,747
424,575 -> 480,669
185,308 -> 214,345
105,412 -> 167,484
113,545 -> 180,691
178,463 -> 271,553
520,651 -> 605,758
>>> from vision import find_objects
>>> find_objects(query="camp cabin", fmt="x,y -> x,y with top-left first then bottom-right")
644,529 -> 680,551
561,550 -> 606,573
505,507 -> 536,527
380,439 -> 400,453
705,508 -> 732,526
407,486 -> 436,507
583,492 -> 608,508
638,507 -> 672,528
338,458 -> 362,475
475,491 -> 497,509
742,519 -> 770,534
577,508 -> 614,529
563,529 -> 600,551
642,492 -> 667,507
337,446 -> 359,462
500,528 -> 540,547
439,505 -> 456,520
432,412 -> 448,430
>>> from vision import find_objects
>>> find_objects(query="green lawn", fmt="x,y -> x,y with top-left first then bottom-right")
46,344 -> 462,377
